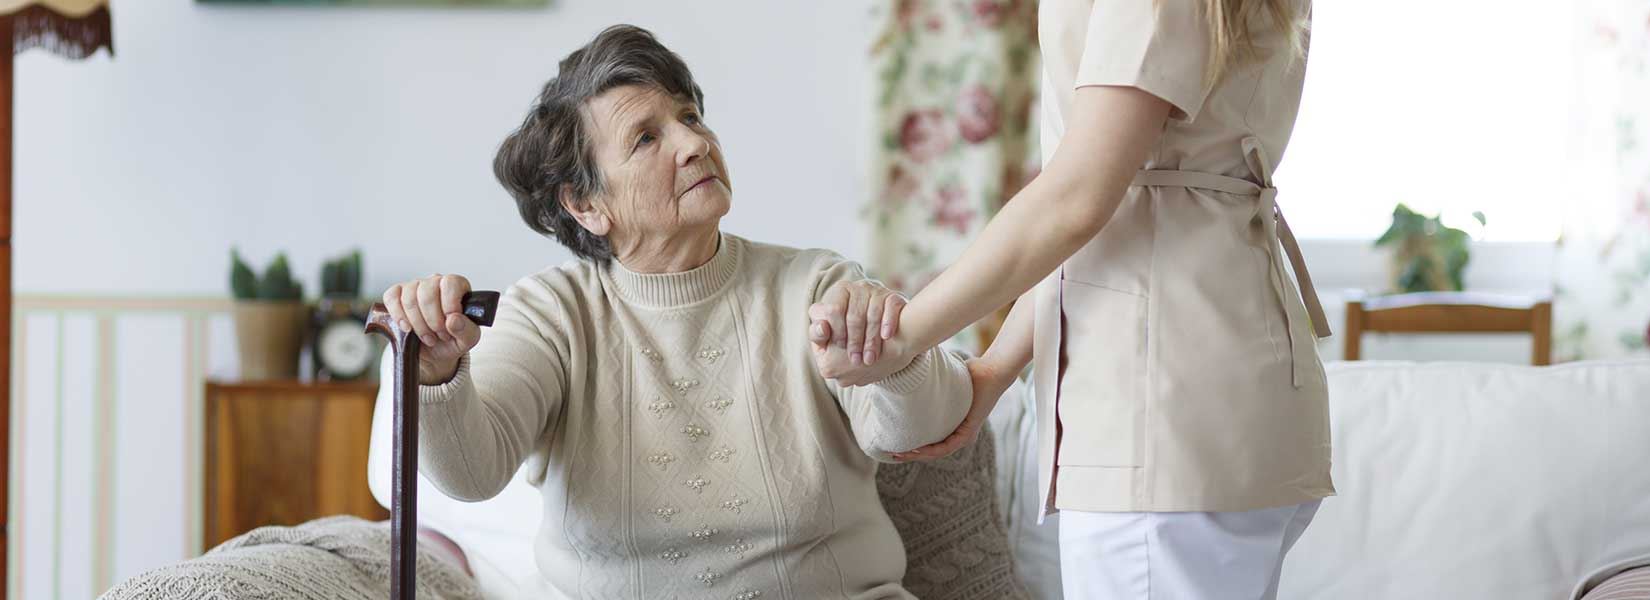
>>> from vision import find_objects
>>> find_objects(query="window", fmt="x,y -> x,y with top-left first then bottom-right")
1274,0 -> 1573,242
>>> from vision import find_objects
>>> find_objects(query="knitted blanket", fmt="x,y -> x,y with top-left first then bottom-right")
99,516 -> 481,600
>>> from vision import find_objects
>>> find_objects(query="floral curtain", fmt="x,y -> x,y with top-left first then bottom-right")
866,0 -> 1041,352
1554,0 -> 1650,360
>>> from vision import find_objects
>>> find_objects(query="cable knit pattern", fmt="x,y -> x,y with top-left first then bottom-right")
877,429 -> 1031,600
1580,566 -> 1650,600
98,517 -> 481,600
407,234 -> 973,599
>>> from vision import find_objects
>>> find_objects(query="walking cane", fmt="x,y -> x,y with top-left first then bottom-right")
366,290 -> 500,600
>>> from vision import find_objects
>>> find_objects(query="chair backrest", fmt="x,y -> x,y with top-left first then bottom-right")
1342,291 -> 1553,365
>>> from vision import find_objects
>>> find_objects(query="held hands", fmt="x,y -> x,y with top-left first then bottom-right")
381,274 -> 483,386
891,357 -> 1015,462
808,279 -> 916,386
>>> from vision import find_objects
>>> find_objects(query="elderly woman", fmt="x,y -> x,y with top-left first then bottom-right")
377,25 -> 972,599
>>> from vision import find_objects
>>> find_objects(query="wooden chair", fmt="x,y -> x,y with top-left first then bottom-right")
1343,291 -> 1553,365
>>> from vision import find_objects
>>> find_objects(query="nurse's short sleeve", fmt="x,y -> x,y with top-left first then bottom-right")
1076,0 -> 1213,122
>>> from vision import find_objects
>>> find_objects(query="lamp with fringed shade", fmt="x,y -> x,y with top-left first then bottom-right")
1,1 -> 112,595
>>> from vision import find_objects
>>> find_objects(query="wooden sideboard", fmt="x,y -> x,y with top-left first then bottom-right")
203,379 -> 388,550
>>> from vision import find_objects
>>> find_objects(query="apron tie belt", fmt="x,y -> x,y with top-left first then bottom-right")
1129,136 -> 1331,387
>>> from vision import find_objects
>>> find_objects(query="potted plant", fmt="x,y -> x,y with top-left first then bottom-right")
1372,204 -> 1485,294
230,248 -> 307,380
312,249 -> 379,381
320,249 -> 362,299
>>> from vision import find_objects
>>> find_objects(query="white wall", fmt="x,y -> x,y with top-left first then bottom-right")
17,0 -> 876,297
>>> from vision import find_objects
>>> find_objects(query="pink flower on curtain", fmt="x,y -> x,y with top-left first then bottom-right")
973,0 -> 1008,28
896,0 -> 921,30
957,85 -> 1002,143
899,109 -> 950,162
882,164 -> 920,204
932,184 -> 976,235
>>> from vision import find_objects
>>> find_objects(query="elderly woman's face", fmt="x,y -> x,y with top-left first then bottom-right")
581,84 -> 731,248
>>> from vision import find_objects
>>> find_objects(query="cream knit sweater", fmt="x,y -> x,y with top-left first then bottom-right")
400,233 -> 972,599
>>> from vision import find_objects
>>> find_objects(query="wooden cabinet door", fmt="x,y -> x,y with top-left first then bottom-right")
203,380 -> 389,550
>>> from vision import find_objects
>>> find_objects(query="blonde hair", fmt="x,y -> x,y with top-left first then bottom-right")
1199,0 -> 1308,86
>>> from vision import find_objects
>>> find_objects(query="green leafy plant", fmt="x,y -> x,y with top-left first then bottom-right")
1372,204 -> 1485,294
320,249 -> 363,298
229,248 -> 304,301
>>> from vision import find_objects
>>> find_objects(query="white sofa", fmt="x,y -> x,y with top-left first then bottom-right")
370,359 -> 1650,599
1281,359 -> 1650,599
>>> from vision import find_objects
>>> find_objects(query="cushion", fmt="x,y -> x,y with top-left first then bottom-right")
876,424 -> 1031,599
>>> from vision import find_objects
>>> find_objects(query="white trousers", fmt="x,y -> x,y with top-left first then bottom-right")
1058,500 -> 1321,600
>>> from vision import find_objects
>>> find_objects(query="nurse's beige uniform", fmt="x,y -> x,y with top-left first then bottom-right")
1033,0 -> 1336,596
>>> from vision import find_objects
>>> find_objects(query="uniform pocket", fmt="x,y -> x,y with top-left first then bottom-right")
1056,279 -> 1146,468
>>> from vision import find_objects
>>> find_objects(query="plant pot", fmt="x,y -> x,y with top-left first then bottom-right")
233,300 -> 309,380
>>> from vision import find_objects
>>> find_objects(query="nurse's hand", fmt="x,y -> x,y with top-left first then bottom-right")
891,357 -> 1013,462
809,280 -> 913,385
381,274 -> 483,386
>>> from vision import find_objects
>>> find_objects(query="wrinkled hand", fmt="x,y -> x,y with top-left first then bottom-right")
381,274 -> 484,385
809,279 -> 913,386
892,357 -> 1014,462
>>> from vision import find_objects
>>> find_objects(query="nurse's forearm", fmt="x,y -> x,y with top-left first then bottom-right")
894,176 -> 1108,352
895,86 -> 1172,352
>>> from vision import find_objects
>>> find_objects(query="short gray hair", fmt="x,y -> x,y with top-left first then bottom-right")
493,25 -> 706,263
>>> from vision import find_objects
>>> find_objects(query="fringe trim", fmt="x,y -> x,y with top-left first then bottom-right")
10,3 -> 113,59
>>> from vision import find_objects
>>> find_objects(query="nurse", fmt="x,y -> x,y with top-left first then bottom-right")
810,0 -> 1336,596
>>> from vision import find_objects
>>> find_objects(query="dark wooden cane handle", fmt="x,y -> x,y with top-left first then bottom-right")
364,289 -> 499,600
366,290 -> 500,333
459,291 -> 501,327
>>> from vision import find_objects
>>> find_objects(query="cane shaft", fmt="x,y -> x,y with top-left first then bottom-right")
391,333 -> 419,600
366,290 -> 499,600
